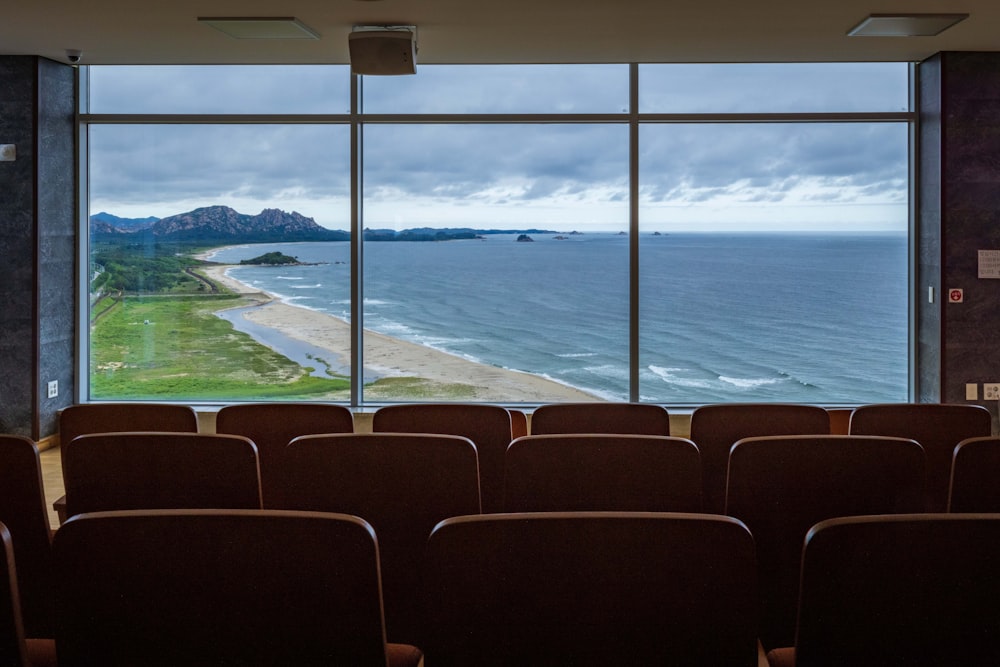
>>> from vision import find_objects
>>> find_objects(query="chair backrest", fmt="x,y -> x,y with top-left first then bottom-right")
58,403 -> 199,479
62,432 -> 262,518
270,432 -> 481,646
826,408 -> 853,435
503,434 -> 702,512
724,435 -> 925,651
508,409 -> 528,439
949,436 -> 1000,512
849,403 -> 993,511
791,514 -> 1000,667
215,402 -> 354,503
528,402 -> 671,436
0,523 -> 29,667
0,436 -> 53,639
689,403 -> 831,514
52,509 -> 402,666
424,512 -> 758,666
371,404 -> 511,513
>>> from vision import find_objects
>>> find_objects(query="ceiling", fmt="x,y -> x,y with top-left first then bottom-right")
1,0 -> 996,66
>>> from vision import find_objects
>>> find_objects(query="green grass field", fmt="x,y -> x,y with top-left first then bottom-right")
89,292 -> 485,401
90,294 -> 351,400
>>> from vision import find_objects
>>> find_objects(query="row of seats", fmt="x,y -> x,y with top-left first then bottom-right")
50,428 -> 1000,652
5,508 -> 1000,666
54,400 -> 996,515
2,400 -> 995,661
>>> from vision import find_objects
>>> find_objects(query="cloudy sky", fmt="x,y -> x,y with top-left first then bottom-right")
87,63 -> 910,232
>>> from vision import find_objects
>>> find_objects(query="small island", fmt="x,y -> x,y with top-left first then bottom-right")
516,234 -> 535,242
239,252 -> 301,266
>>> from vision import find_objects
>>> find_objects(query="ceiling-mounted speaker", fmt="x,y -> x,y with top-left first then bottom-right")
349,29 -> 417,75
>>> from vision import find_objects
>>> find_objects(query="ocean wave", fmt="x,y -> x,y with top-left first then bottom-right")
290,283 -> 322,289
558,352 -> 599,358
647,365 -> 715,389
503,367 -> 618,401
582,364 -> 630,381
718,375 -> 786,389
276,276 -> 304,281
372,321 -> 417,336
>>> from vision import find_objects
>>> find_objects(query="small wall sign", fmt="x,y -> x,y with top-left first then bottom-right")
978,250 -> 1000,278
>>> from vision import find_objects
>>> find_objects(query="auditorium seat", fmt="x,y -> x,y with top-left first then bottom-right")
768,513 -> 1000,667
725,434 -> 924,651
948,436 -> 1000,512
423,511 -> 759,666
0,436 -> 54,640
55,402 -> 200,523
690,403 -> 830,514
62,432 -> 262,518
849,402 -> 992,511
528,402 -> 671,436
0,521 -> 56,667
52,509 -> 422,666
269,432 -> 481,646
215,402 -> 354,504
503,433 -> 702,512
372,403 -> 511,513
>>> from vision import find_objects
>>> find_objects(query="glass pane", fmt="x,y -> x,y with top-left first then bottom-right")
640,63 -> 910,113
362,124 -> 630,402
639,122 -> 909,404
87,65 -> 351,114
88,124 -> 351,400
361,64 -> 630,113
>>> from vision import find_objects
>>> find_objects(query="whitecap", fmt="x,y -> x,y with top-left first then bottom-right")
648,365 -> 715,389
373,321 -> 416,336
718,376 -> 785,389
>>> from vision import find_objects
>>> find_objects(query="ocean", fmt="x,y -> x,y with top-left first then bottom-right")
209,232 -> 909,404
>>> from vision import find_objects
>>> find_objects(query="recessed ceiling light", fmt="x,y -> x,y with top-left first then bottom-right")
847,13 -> 969,37
198,17 -> 320,40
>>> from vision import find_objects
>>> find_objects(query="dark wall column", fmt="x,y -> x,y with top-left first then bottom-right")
919,52 -> 1000,421
0,56 -> 75,440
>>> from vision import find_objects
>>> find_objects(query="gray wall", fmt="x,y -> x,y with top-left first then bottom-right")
0,56 -> 75,439
919,52 -> 1000,424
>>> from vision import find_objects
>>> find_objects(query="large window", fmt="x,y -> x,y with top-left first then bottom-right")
81,63 -> 912,405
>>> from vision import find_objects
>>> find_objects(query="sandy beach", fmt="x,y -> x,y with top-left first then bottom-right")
199,261 -> 598,402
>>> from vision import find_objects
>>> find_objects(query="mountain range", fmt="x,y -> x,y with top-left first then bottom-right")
91,206 -> 350,244
90,206 -> 559,244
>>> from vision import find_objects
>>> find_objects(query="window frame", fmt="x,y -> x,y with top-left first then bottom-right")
76,63 -> 917,406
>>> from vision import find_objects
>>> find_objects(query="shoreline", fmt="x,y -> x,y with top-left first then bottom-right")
198,256 -> 600,402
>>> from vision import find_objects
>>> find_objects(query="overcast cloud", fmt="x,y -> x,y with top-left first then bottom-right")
87,63 -> 910,232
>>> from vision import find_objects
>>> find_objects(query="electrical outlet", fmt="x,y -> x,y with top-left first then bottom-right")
985,383 -> 1000,401
46,380 -> 58,399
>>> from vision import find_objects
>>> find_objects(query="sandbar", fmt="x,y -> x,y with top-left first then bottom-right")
199,261 -> 598,402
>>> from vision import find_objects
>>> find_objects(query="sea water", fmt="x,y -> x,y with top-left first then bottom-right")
209,232 -> 908,404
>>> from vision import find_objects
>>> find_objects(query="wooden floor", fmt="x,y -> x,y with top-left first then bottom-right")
39,447 -> 65,528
